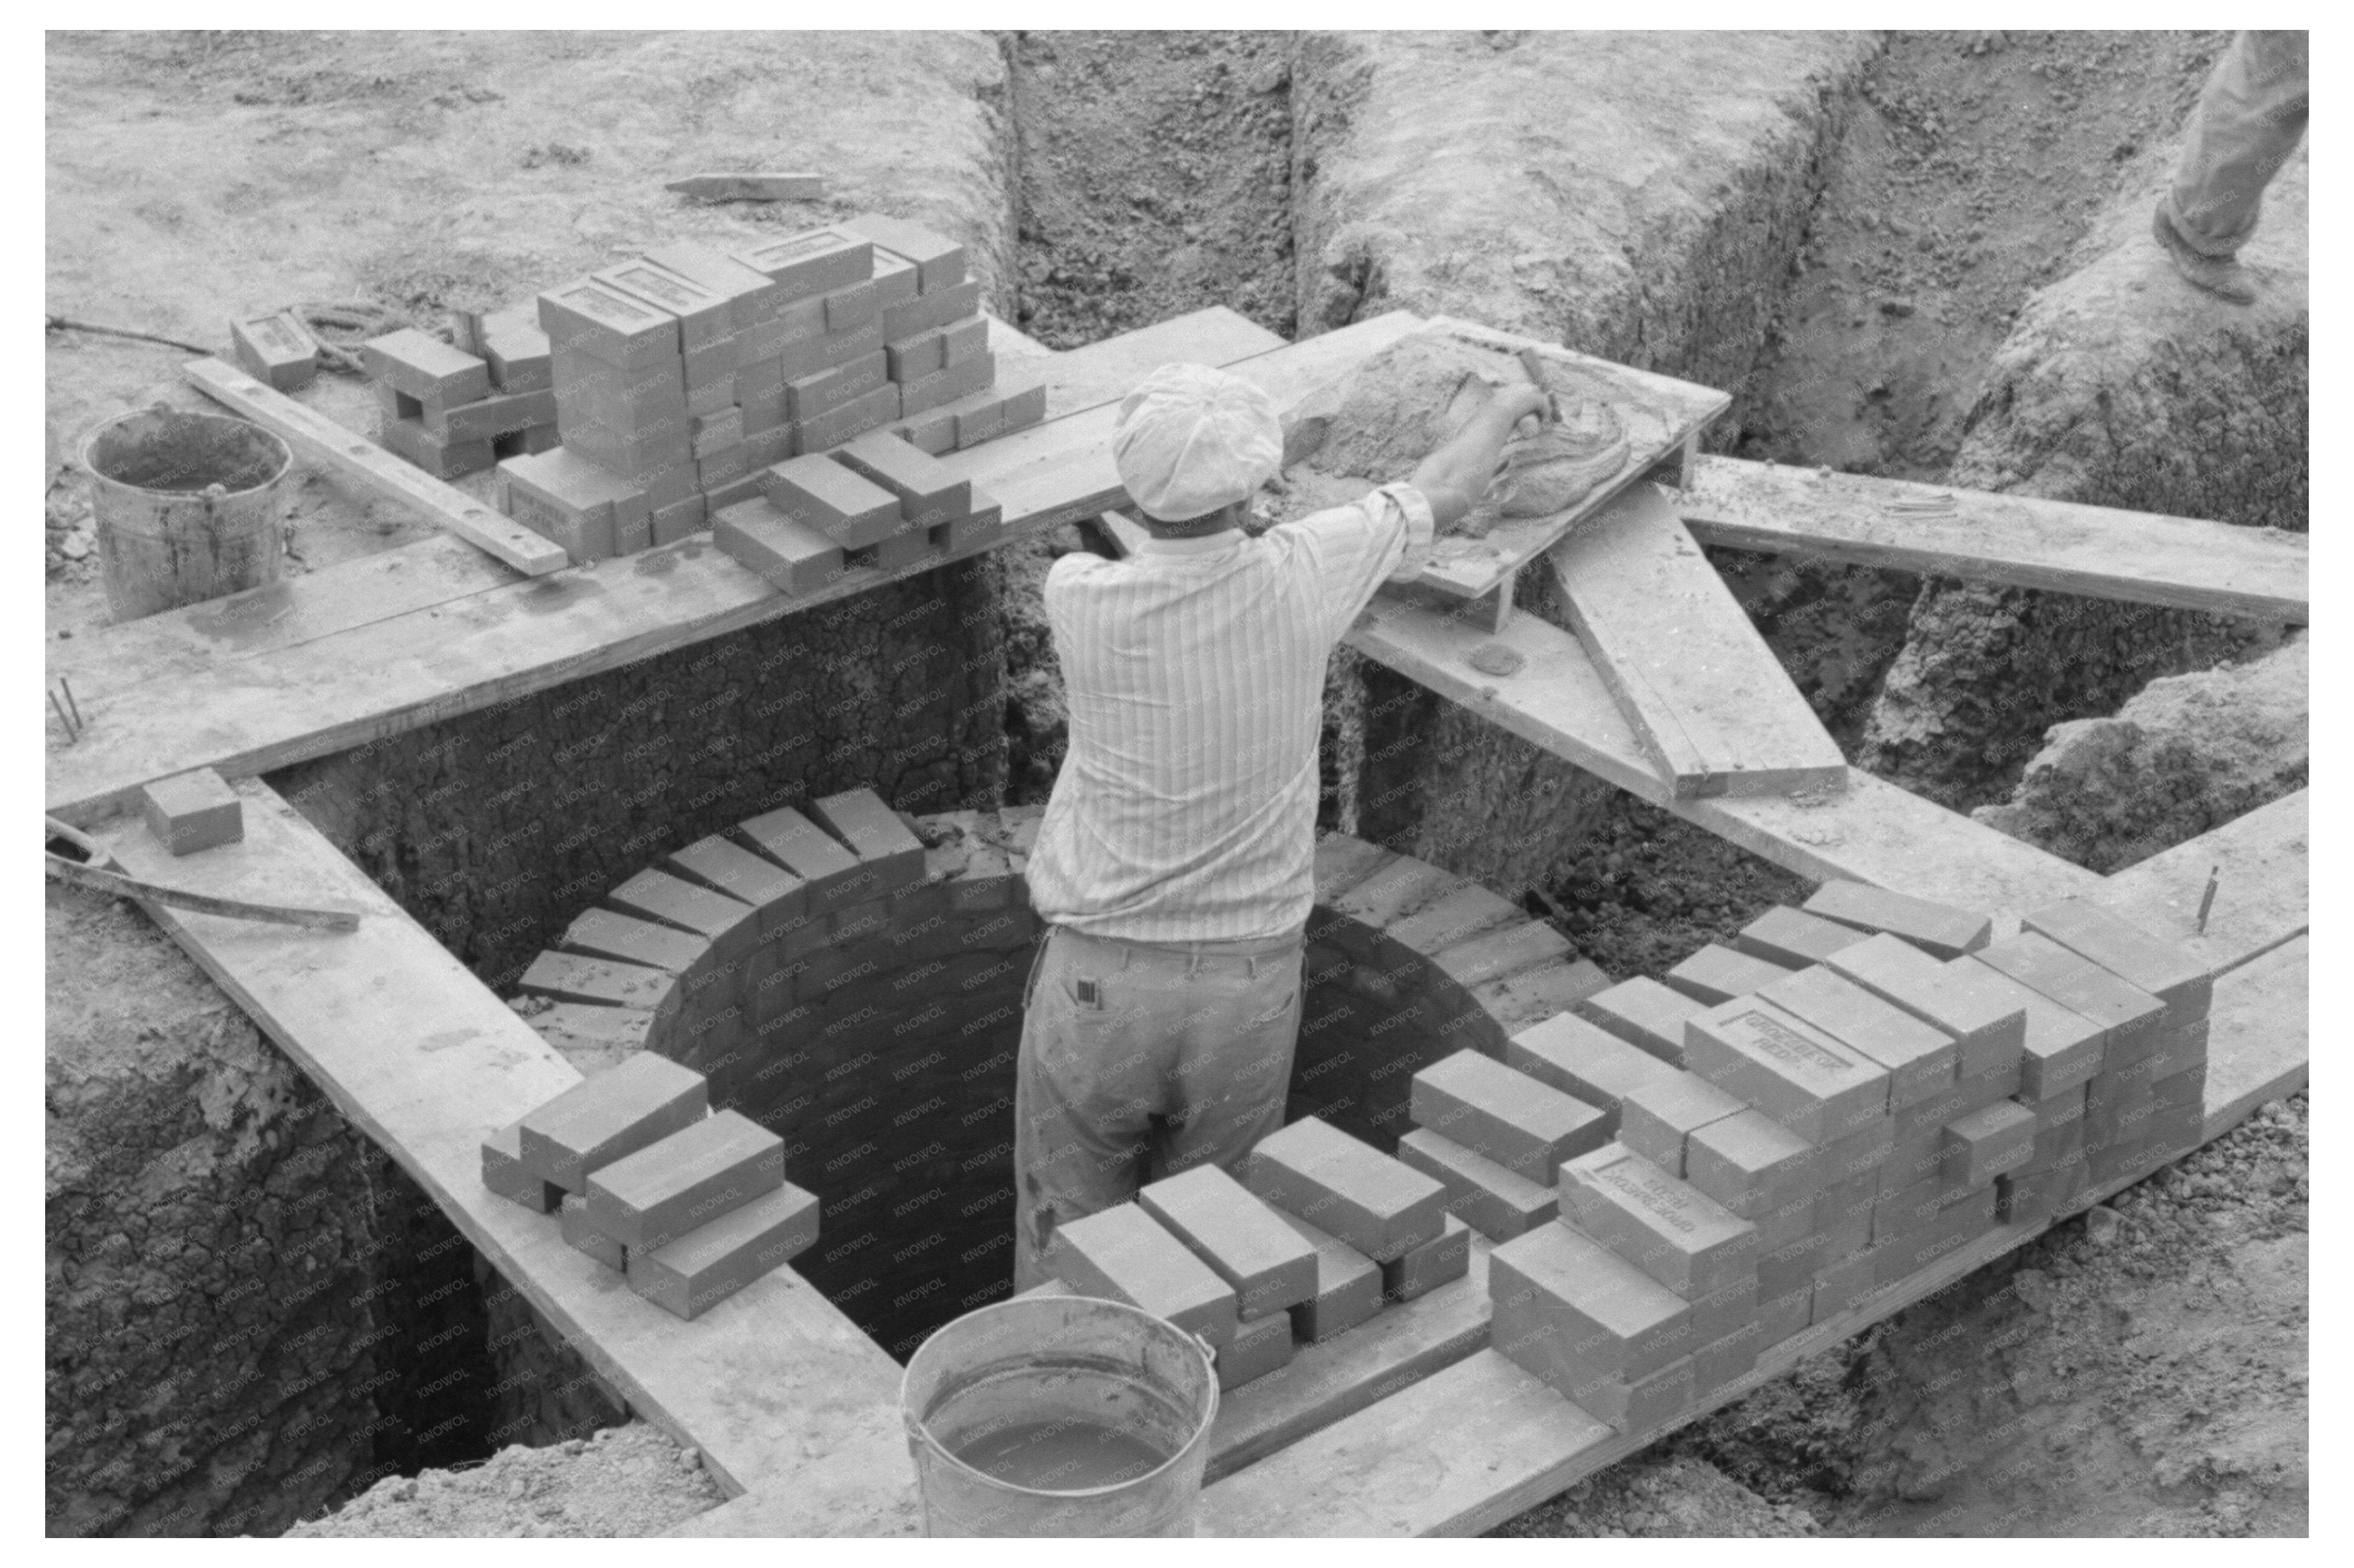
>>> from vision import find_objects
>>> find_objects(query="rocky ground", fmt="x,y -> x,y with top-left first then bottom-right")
286,1423 -> 721,1538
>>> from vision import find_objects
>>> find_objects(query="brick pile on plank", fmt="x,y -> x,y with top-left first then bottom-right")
1399,882 -> 2211,1434
361,308 -> 559,480
484,213 -> 1043,575
1020,1114 -> 1469,1392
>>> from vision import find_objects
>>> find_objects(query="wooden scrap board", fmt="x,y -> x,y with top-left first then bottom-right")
1544,481 -> 1847,799
1378,315 -> 1728,604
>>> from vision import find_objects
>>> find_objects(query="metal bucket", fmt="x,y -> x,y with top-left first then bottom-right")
900,1295 -> 1220,1537
80,407 -> 293,621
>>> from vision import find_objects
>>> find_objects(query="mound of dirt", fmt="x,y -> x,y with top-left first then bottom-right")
287,1422 -> 719,1538
1975,633 -> 2306,872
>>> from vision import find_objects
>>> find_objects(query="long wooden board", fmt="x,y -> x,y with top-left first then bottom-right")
1198,937 -> 2309,1536
2091,789 -> 2308,977
1029,305 -> 1286,418
46,314 -> 1429,825
1392,316 -> 1729,603
1678,455 -> 2309,625
95,781 -> 909,1501
1346,592 -> 2101,916
184,357 -> 571,576
1545,483 -> 1847,799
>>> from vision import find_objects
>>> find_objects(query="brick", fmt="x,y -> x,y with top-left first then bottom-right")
1137,1163 -> 1319,1319
666,836 -> 808,932
517,1052 -> 707,1193
778,314 -> 886,385
886,328 -> 948,383
1048,1203 -> 1239,1349
140,768 -> 243,855
364,327 -> 491,403
936,490 -> 1007,555
552,344 -> 687,419
559,1193 -> 628,1270
1813,1115 -> 1896,1187
696,441 -> 756,494
556,421 -> 691,482
1803,881 -> 1991,959
736,297 -> 824,366
1470,959 -> 1615,1036
379,414 -> 494,480
1381,1213 -> 1471,1303
1218,1308 -> 1296,1391
1409,1050 -> 1609,1180
1576,977 -> 1704,1067
599,261 -> 731,350
482,1122 -> 563,1212
1943,1099 -> 2036,1187
1756,1229 -> 1831,1299
1664,944 -> 1795,1005
2021,898 -> 2212,1021
1616,1070 -> 1747,1177
1824,933 -> 2027,1081
1969,933 -> 2166,1054
1433,920 -> 1574,990
732,226 -> 874,304
429,386 -> 558,444
479,302 -> 552,392
844,212 -> 969,294
1814,1174 -> 1876,1259
818,279 -> 874,333
628,1180 -> 820,1321
1756,965 -> 1958,1109
690,405 -> 743,454
1878,1128 -> 1947,1194
642,239 -> 784,324
1874,1186 -> 1998,1285
761,453 -> 902,550
1273,1212 -> 1385,1342
1933,962 -> 2104,1100
1327,855 -> 1458,929
1736,905 -> 1871,969
1685,1109 -> 1817,1219
833,431 -> 971,524
1560,1143 -> 1757,1298
1490,1221 -> 1692,1383
497,447 -> 647,564
1695,1317 -> 1766,1396
795,382 -> 902,453
1396,1127 -> 1557,1241
650,493 -> 707,547
736,804 -> 863,892
807,788 -> 926,895
880,280 -> 984,344
501,422 -> 561,458
941,314 -> 989,368
587,1108 -> 784,1251
961,378 -> 1046,447
788,350 -> 889,423
231,310 -> 319,391
608,869 -> 758,955
1501,1322 -> 1692,1434
1685,1270 -> 1759,1346
1504,1011 -> 1679,1133
1872,1171 -> 1976,1242
714,497 -> 847,595
869,248 -> 920,306
1686,999 -> 1890,1143
1378,881 -> 1516,954
1313,834 -> 1397,900
517,951 -> 678,1017
1753,1188 -> 1817,1254
537,276 -> 681,370
1248,1115 -> 1447,1263
1812,1249 -> 1877,1323
900,353 -> 996,419
562,908 -> 709,975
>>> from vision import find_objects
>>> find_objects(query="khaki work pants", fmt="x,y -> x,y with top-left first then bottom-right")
2162,30 -> 2308,258
1010,924 -> 1306,1293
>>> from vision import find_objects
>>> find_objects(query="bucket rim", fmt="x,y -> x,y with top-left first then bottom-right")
899,1293 -> 1221,1503
78,406 -> 294,500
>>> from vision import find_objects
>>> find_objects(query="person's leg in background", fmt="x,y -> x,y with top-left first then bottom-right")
1153,943 -> 1306,1184
2154,30 -> 2308,303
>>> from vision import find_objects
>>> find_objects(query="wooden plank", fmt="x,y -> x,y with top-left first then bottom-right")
2091,790 -> 2308,977
45,535 -> 517,694
1397,316 -> 1730,603
95,780 -> 907,1500
1545,483 -> 1846,799
184,356 -> 570,576
2201,935 -> 2306,1139
1347,588 -> 2099,916
48,317 -> 1431,825
1678,455 -> 2308,626
1029,305 -> 1287,418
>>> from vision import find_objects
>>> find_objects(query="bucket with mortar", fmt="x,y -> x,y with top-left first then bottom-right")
900,1295 -> 1220,1537
80,406 -> 293,621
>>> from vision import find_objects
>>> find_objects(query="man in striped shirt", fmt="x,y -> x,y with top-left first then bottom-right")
1011,362 -> 1550,1289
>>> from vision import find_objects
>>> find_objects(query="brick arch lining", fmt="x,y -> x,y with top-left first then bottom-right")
520,811 -> 1607,1360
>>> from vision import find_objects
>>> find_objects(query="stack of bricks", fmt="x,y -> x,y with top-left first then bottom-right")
363,313 -> 557,481
480,1050 -> 820,1322
493,214 -> 1045,568
1031,1114 -> 1468,1392
1487,880 -> 2211,1434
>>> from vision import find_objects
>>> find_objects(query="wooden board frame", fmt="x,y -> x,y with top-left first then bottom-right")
48,309 -> 2307,1538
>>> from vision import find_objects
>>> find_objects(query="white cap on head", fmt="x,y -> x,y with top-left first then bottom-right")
1111,363 -> 1283,522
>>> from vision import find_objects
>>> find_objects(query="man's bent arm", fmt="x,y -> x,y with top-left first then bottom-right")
1410,385 -> 1551,530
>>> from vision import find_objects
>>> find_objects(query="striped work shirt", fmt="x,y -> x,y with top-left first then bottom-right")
1026,483 -> 1437,943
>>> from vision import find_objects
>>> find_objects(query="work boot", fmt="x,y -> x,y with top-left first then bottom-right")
2151,206 -> 2258,305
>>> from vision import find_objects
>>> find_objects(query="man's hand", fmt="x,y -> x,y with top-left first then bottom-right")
1410,383 -> 1553,530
